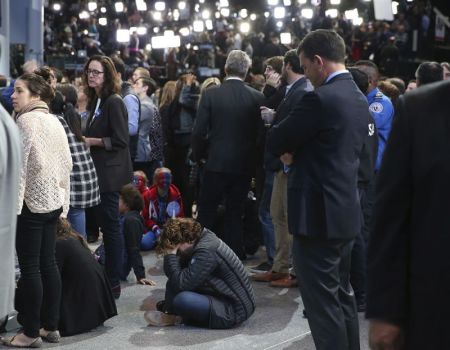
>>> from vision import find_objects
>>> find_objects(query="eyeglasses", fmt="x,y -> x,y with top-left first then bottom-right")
85,69 -> 104,77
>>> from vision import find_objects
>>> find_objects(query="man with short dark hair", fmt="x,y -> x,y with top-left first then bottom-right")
267,29 -> 368,350
192,50 -> 265,259
415,61 -> 444,86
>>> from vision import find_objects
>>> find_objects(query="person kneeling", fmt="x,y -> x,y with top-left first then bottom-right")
144,218 -> 256,329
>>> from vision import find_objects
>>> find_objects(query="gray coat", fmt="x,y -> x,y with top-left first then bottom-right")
0,105 -> 21,317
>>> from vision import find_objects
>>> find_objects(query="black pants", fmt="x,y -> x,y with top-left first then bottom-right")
98,192 -> 123,288
197,171 -> 251,259
15,204 -> 62,338
293,236 -> 360,350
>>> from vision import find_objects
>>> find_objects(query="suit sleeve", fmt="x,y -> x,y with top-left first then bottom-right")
102,96 -> 130,151
191,91 -> 210,162
266,91 -> 321,156
164,248 -> 218,293
366,96 -> 412,323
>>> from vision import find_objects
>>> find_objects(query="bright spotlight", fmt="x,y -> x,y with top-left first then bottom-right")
325,9 -> 338,18
353,17 -> 363,25
250,13 -> 257,20
301,8 -> 313,19
151,35 -> 181,49
100,6 -> 107,13
215,11 -> 220,18
239,9 -> 248,18
298,0 -> 307,4
264,11 -> 270,18
88,2 -> 97,11
205,19 -> 213,30
280,32 -> 292,44
276,21 -> 283,28
145,44 -> 152,51
274,7 -> 285,19
220,8 -> 230,17
117,29 -> 130,43
136,0 -> 147,11
155,2 -> 165,11
52,3 -> 61,11
137,27 -> 147,35
178,1 -> 186,10
330,0 -> 341,4
179,27 -> 190,36
153,27 -> 160,33
193,20 -> 204,32
345,8 -> 358,21
240,22 -> 250,33
219,0 -> 229,7
99,17 -> 107,26
392,1 -> 399,15
173,9 -> 180,20
115,2 -> 124,12
79,11 -> 90,19
202,9 -> 211,19
153,11 -> 162,20
164,30 -> 174,36
283,0 -> 292,5
268,0 -> 279,5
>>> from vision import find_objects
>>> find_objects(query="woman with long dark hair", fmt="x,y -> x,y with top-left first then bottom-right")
2,73 -> 72,348
82,55 -> 133,299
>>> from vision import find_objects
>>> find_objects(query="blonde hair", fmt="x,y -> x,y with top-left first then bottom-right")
153,167 -> 172,184
133,67 -> 150,80
159,81 -> 177,109
200,77 -> 221,95
133,170 -> 148,184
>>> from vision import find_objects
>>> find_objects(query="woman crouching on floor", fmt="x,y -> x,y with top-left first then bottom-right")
145,218 -> 255,329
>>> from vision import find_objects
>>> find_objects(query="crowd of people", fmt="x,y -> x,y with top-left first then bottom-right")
0,23 -> 449,350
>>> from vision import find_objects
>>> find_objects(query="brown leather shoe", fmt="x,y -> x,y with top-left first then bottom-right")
252,270 -> 289,282
270,276 -> 298,288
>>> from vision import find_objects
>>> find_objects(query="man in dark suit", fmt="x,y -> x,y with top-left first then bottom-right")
267,30 -> 369,350
366,80 -> 450,350
192,50 -> 265,259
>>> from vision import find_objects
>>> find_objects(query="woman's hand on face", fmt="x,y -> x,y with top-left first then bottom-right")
138,278 -> 156,286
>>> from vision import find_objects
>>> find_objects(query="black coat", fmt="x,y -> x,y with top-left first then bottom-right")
56,237 -> 117,336
84,94 -> 133,192
266,72 -> 369,239
366,81 -> 450,349
164,229 -> 256,329
192,79 -> 265,175
264,77 -> 313,173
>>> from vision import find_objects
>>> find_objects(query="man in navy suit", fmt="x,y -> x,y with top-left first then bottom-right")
267,29 -> 369,350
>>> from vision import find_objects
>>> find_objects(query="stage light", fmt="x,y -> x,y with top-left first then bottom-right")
155,2 -> 165,11
264,11 -> 270,18
219,0 -> 229,7
193,20 -> 204,32
280,32 -> 292,44
153,11 -> 162,21
311,0 -> 321,6
179,27 -> 190,36
151,35 -> 181,49
353,17 -> 363,25
205,19 -> 213,30
145,44 -> 152,51
115,2 -> 124,12
202,9 -> 211,19
268,0 -> 279,5
117,29 -> 130,43
130,27 -> 137,33
79,11 -> 90,19
199,0 -> 205,3
52,3 -> 61,11
220,8 -> 230,17
137,27 -> 147,35
239,9 -> 248,18
345,8 -> 358,21
274,7 -> 285,19
276,21 -> 283,28
164,30 -> 174,36
240,22 -> 250,33
153,27 -> 160,33
173,9 -> 180,20
330,0 -> 340,4
215,11 -> 221,18
136,0 -> 147,11
100,6 -> 107,13
178,1 -> 186,10
283,0 -> 292,5
83,29 -> 89,35
301,8 -> 313,19
99,17 -> 107,26
298,0 -> 307,4
88,2 -> 97,11
325,9 -> 338,18
392,1 -> 399,15
195,4 -> 200,12
250,13 -> 257,20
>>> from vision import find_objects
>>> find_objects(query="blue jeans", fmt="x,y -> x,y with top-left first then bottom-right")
98,192 -> 123,288
258,171 -> 275,263
67,207 -> 86,239
171,291 -> 211,327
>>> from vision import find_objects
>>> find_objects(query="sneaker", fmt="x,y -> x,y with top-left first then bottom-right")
144,311 -> 182,327
39,329 -> 60,343
249,261 -> 272,273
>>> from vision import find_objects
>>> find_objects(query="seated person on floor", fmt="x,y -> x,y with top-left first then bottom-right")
140,167 -> 184,250
119,184 -> 156,286
144,218 -> 256,329
133,170 -> 150,196
16,218 -> 118,337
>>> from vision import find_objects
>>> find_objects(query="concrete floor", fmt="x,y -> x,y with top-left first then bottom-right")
2,248 -> 370,350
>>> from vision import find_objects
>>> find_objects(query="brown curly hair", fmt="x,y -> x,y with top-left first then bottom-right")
156,218 -> 203,255
56,218 -> 90,251
82,55 -> 122,106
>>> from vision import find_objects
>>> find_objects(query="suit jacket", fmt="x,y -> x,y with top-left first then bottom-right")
266,72 -> 368,239
0,105 -> 21,317
366,81 -> 450,349
264,77 -> 313,172
192,79 -> 265,175
85,94 -> 133,193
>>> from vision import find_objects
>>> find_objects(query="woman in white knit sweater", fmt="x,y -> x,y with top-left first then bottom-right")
2,74 -> 72,348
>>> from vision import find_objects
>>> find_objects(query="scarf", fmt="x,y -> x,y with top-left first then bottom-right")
14,100 -> 49,121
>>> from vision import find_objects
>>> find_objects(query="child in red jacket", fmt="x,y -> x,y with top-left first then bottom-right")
141,167 -> 184,250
